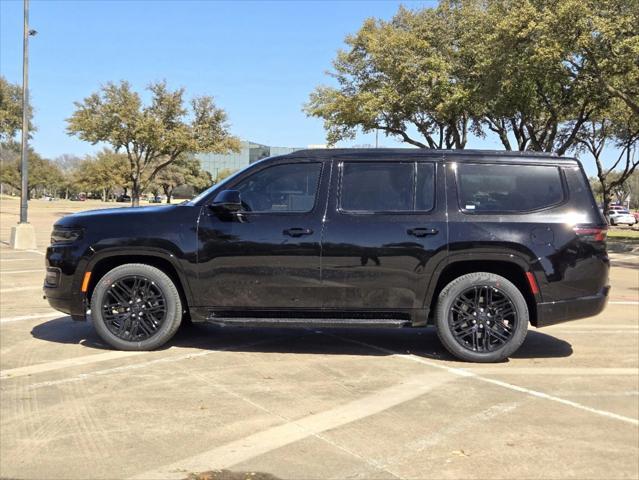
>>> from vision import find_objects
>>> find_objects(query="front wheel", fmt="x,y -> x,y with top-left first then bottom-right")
90,263 -> 182,351
435,272 -> 528,362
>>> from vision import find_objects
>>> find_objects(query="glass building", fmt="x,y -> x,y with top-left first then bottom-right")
197,140 -> 302,180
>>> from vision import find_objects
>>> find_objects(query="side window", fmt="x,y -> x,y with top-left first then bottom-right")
234,162 -> 321,213
456,163 -> 564,213
341,162 -> 413,212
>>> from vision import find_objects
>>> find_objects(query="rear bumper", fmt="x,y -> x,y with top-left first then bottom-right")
535,286 -> 610,327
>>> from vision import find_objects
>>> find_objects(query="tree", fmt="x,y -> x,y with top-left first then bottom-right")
73,149 -> 129,201
67,81 -> 240,206
0,76 -> 34,142
53,154 -> 84,199
152,154 -> 212,203
573,100 -> 639,214
0,142 -> 63,198
214,167 -> 236,184
305,0 -> 637,155
305,5 -> 473,149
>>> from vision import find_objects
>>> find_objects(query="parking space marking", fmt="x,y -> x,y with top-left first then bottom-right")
0,350 -> 148,379
462,367 -> 637,376
0,258 -> 42,262
132,372 -> 455,480
0,286 -> 43,293
0,311 -> 62,324
609,301 -> 639,305
24,335 -> 309,390
0,269 -> 43,274
548,324 -> 638,329
330,334 -> 639,426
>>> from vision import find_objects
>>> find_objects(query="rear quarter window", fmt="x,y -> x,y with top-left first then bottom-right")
456,163 -> 564,213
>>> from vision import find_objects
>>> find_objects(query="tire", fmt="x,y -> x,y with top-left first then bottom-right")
90,263 -> 182,351
435,272 -> 528,363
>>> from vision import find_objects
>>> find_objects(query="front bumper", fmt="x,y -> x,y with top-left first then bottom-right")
535,286 -> 610,327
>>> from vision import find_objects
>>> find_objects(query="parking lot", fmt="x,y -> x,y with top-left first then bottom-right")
1,198 -> 638,480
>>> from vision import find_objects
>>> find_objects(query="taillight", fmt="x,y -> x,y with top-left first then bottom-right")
573,226 -> 607,242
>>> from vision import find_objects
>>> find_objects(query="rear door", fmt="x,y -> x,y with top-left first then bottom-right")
320,157 -> 448,312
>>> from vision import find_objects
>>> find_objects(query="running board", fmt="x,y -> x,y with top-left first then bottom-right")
206,316 -> 412,329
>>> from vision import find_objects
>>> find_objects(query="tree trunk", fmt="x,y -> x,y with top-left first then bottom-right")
602,188 -> 612,223
131,181 -> 141,207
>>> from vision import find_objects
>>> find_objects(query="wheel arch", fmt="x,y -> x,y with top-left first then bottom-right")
426,255 -> 539,326
84,250 -> 193,315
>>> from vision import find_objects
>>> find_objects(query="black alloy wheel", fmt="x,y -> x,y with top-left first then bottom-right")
101,275 -> 167,341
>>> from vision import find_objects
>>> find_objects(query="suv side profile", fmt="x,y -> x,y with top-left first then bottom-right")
44,149 -> 609,362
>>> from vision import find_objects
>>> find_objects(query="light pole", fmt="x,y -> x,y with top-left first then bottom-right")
10,0 -> 37,250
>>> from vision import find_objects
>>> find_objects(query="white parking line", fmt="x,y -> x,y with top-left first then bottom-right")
0,286 -> 43,293
0,311 -> 62,324
0,269 -> 43,274
26,335 -> 310,390
463,367 -> 637,376
131,372 -> 455,480
0,258 -> 42,262
609,301 -> 639,305
0,350 -> 148,379
330,334 -> 639,427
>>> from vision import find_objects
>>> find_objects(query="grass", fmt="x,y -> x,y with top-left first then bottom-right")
608,229 -> 639,240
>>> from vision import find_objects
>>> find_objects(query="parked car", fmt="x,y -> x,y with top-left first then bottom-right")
607,206 -> 636,225
44,149 -> 609,362
69,194 -> 86,202
148,195 -> 163,203
116,194 -> 131,203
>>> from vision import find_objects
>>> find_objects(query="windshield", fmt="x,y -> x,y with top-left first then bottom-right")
187,164 -> 251,205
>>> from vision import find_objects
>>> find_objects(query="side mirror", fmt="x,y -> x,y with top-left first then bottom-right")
211,190 -> 242,212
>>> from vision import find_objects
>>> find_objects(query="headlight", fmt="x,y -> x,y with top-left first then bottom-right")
50,227 -> 83,245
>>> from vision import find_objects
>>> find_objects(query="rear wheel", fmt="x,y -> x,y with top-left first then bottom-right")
435,272 -> 528,362
90,263 -> 182,350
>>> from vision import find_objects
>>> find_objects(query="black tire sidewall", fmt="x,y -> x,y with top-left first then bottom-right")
435,272 -> 528,363
90,264 -> 182,351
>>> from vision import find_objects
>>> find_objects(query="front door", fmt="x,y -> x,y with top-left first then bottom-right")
196,159 -> 328,310
321,158 -> 448,312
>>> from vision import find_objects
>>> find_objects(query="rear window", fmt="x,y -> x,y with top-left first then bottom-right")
456,163 -> 564,213
340,161 -> 435,212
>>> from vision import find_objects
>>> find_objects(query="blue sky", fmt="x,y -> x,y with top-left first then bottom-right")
0,0 -> 621,175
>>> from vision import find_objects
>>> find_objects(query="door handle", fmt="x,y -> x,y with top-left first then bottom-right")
407,227 -> 439,237
283,227 -> 314,237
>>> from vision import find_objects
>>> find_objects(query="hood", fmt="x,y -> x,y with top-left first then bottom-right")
54,204 -> 180,227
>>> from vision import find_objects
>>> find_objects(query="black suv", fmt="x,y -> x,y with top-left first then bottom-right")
44,149 -> 609,362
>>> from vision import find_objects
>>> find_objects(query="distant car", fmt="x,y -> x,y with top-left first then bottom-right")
70,194 -> 86,202
607,207 -> 636,225
148,195 -> 163,203
116,195 -> 131,203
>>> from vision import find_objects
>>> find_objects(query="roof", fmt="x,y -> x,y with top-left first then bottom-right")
274,148 -> 578,164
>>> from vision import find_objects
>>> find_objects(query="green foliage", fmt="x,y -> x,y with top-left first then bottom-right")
73,148 -> 129,200
67,80 -> 240,206
305,5 -> 472,148
214,168 -> 236,184
306,0 -> 639,154
150,154 -> 212,203
0,142 -> 64,196
0,76 -> 34,142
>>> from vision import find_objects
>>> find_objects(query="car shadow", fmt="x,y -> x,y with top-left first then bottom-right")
31,317 -> 573,361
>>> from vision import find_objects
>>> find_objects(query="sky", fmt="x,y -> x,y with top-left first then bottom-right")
0,0 -> 625,176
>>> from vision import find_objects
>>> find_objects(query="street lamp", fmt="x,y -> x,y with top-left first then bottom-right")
10,0 -> 37,250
